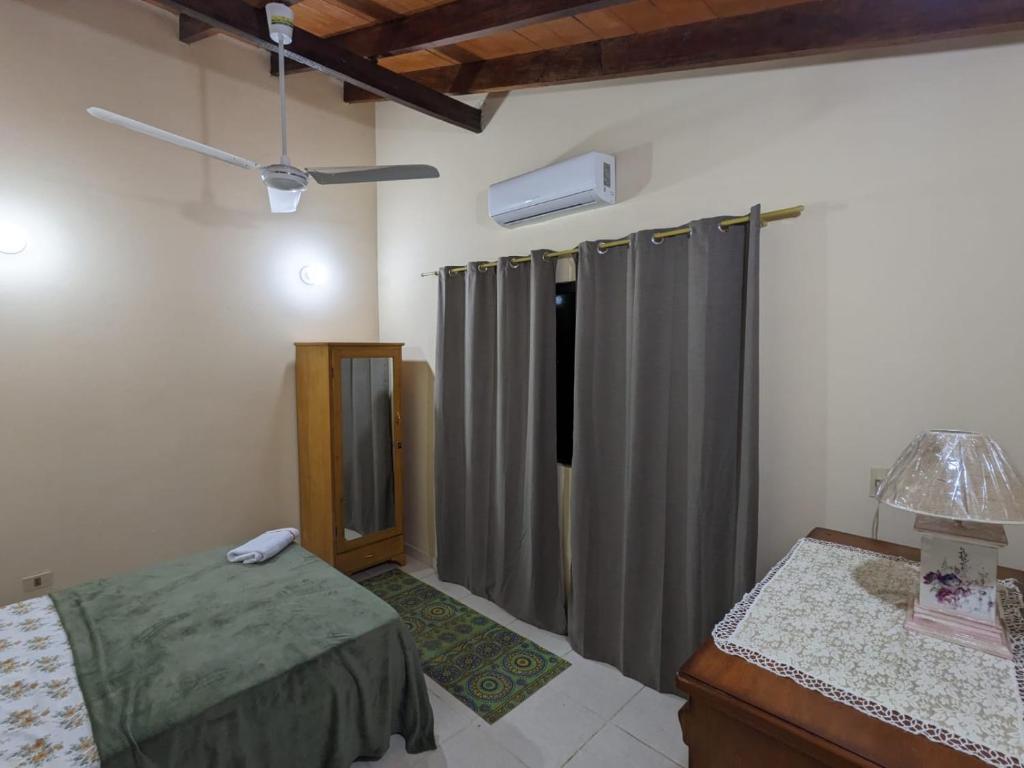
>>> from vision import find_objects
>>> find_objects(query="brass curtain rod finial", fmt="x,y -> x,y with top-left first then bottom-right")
421,205 -> 803,277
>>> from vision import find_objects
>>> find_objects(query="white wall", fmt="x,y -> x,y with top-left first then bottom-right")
375,41 -> 1024,575
0,0 -> 379,605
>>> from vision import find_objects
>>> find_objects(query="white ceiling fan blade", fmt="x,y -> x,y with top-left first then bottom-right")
87,107 -> 259,171
307,165 -> 440,185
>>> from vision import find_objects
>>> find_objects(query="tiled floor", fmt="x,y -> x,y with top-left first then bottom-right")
353,555 -> 688,768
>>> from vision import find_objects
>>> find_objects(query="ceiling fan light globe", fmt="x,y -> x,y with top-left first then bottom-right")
267,187 -> 303,214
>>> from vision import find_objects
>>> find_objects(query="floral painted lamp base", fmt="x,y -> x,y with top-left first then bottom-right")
905,515 -> 1012,659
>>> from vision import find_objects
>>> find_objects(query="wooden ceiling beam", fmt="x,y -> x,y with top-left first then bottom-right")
271,54 -> 314,76
343,0 -> 1024,101
155,0 -> 482,132
329,0 -> 401,22
178,15 -> 218,44
335,0 -> 634,57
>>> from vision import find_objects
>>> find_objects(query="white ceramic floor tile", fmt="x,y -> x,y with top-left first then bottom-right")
565,724 -> 681,768
401,553 -> 434,577
507,620 -> 572,657
541,651 -> 643,720
489,690 -> 605,768
612,686 -> 688,766
352,734 -> 415,767
426,678 -> 479,744
403,564 -> 435,579
461,594 -> 517,625
419,724 -> 529,768
417,572 -> 472,600
355,571 -> 689,767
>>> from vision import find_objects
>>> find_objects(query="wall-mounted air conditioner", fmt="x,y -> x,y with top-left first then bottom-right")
488,151 -> 616,228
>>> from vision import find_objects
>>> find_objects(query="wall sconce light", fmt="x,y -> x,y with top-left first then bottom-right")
0,222 -> 28,255
299,263 -> 327,286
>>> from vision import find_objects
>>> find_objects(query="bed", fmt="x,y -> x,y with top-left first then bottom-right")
0,544 -> 435,767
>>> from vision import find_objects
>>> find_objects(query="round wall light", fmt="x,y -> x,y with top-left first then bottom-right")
0,222 -> 28,255
299,263 -> 328,286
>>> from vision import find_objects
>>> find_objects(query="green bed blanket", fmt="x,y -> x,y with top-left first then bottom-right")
51,545 -> 435,768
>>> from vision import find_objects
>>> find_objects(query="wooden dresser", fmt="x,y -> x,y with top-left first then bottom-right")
294,342 -> 406,575
676,528 -> 1023,768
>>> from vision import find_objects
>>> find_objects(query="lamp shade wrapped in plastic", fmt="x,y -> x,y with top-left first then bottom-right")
875,430 -> 1024,524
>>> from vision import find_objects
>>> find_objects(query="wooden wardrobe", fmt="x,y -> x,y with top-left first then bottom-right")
294,342 -> 406,574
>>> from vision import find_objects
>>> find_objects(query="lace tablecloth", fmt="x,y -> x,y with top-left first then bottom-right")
713,538 -> 1024,767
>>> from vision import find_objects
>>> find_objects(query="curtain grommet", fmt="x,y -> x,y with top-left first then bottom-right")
717,223 -> 728,233
509,261 -> 521,269
597,243 -> 609,255
651,234 -> 664,245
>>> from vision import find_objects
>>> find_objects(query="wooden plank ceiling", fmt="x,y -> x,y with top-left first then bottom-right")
175,0 -> 1024,127
289,0 -> 809,74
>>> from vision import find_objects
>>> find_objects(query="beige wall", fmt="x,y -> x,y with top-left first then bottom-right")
0,0 -> 378,605
375,41 -> 1024,575
5,3 -> 1023,607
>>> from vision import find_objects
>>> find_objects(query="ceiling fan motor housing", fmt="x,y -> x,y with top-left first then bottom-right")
260,164 -> 309,192
265,2 -> 295,46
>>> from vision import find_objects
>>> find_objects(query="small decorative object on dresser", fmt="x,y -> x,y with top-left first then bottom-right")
294,343 -> 406,574
875,430 -> 1024,658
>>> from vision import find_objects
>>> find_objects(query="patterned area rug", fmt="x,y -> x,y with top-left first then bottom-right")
362,569 -> 569,723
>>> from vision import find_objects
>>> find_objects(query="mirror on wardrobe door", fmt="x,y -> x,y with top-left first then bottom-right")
339,356 -> 396,541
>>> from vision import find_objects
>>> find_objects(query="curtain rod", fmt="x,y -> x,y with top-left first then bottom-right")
419,205 -> 803,277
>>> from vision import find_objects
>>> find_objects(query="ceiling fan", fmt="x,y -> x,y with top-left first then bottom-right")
87,3 -> 439,213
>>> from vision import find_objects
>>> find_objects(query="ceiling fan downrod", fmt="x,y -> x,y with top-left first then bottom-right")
261,3 -> 308,212
266,3 -> 294,165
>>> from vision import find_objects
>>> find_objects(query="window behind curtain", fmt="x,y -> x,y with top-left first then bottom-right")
555,281 -> 576,466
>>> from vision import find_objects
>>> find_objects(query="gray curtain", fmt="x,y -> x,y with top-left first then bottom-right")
569,207 -> 761,691
342,358 -> 395,535
435,254 -> 566,633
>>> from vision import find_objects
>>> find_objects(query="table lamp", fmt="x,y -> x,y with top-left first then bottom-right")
874,430 -> 1024,658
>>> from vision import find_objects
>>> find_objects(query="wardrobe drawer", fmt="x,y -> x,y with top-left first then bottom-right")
336,535 -> 405,574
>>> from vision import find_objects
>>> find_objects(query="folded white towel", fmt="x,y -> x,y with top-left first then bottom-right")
227,528 -> 299,564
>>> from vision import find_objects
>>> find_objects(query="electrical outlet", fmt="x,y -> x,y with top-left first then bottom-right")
22,571 -> 53,593
869,467 -> 889,498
